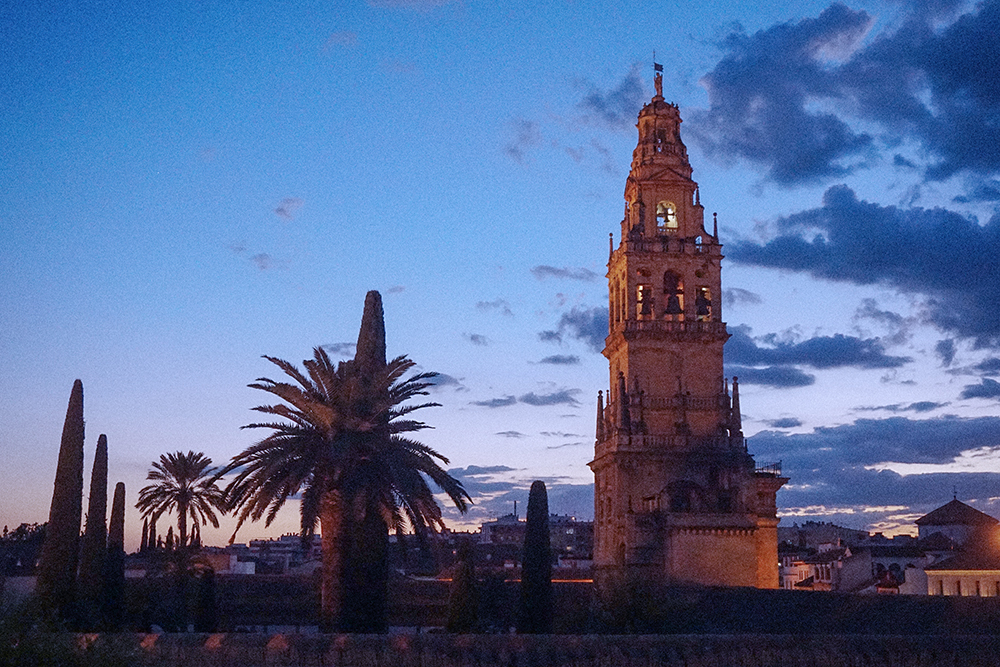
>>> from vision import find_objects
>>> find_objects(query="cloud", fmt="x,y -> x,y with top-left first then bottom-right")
960,378 -> 1000,399
464,333 -> 489,346
251,253 -> 273,270
936,339 -> 957,366
857,401 -> 949,413
274,198 -> 303,220
470,395 -> 517,408
953,180 -> 1000,204
540,431 -> 584,438
387,285 -> 406,294
538,354 -> 580,365
530,265 -> 599,282
577,65 -> 646,130
687,4 -> 875,185
974,357 -> 1000,375
518,389 -> 581,407
427,373 -> 466,391
495,431 -> 526,439
546,441 -> 586,450
728,186 -> 1000,346
723,287 -> 763,307
476,299 -> 513,316
725,364 -> 815,388
688,1 -> 1000,184
764,417 -> 803,428
540,306 -> 609,354
505,119 -> 543,164
726,325 -> 910,370
853,299 -> 913,346
321,342 -> 356,358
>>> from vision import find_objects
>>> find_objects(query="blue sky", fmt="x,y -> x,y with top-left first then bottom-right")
3,0 -> 1000,550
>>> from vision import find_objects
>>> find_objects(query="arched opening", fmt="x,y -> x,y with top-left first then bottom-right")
695,286 -> 712,321
663,271 -> 684,321
656,201 -> 678,232
636,270 -> 652,318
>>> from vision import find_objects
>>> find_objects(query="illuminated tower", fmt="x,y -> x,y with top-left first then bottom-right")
589,70 -> 787,589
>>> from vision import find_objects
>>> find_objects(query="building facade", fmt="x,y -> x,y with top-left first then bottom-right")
590,71 -> 787,590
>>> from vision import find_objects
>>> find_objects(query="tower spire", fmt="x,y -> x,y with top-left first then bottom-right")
731,376 -> 743,436
596,390 -> 605,443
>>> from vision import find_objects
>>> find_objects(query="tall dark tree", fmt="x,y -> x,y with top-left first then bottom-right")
78,434 -> 108,628
37,379 -> 85,619
104,482 -> 126,629
221,290 -> 470,630
147,516 -> 157,552
140,518 -> 149,554
136,451 -> 227,549
517,480 -> 552,634
446,541 -> 479,633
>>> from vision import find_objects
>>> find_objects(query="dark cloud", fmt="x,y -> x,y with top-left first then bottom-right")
726,325 -> 910,370
476,298 -> 513,317
728,186 -> 1000,346
687,4 -> 875,185
936,339 -> 957,366
749,416 -> 1000,525
274,197 -> 303,220
495,431 -> 526,439
505,119 -> 542,164
689,0 -> 1000,184
530,265 -> 599,282
321,342 -> 356,358
470,395 -> 517,408
251,253 -> 273,270
427,373 -> 466,391
464,333 -> 489,346
974,357 -> 1000,375
540,306 -> 609,354
853,299 -> 912,346
953,180 -> 1000,203
546,442 -> 586,450
764,417 -> 803,428
577,65 -> 646,130
725,364 -> 815,388
518,389 -> 581,407
723,287 -> 763,307
538,354 -> 581,365
386,285 -> 406,294
857,401 -> 949,413
960,378 -> 1000,399
540,431 -> 584,438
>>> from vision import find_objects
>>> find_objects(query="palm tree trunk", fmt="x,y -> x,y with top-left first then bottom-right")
319,490 -> 344,630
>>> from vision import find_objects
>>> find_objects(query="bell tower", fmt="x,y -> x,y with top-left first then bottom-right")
590,68 -> 787,590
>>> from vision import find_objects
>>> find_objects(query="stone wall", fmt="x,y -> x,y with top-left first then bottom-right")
61,633 -> 1000,666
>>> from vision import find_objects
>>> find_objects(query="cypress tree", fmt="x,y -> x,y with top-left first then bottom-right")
148,517 -> 157,552
78,434 -> 108,628
104,482 -> 126,629
446,541 -> 478,633
140,518 -> 148,554
517,480 -> 552,634
37,379 -> 85,620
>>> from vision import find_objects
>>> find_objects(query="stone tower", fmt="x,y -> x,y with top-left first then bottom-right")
589,70 -> 787,590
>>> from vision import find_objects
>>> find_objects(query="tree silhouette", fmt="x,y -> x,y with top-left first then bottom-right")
104,481 -> 126,629
518,480 -> 552,634
37,379 -> 85,620
136,451 -> 227,549
78,434 -> 108,629
221,290 -> 470,630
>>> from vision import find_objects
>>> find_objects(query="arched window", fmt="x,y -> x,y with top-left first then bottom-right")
663,271 -> 684,321
656,201 -> 678,232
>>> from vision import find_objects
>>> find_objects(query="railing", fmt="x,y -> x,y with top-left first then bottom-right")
755,461 -> 782,476
619,319 -> 727,336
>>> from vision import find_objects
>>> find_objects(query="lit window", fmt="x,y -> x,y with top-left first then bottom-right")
656,201 -> 678,231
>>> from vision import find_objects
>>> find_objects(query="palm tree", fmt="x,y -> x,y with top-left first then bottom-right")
220,336 -> 469,628
136,451 -> 227,549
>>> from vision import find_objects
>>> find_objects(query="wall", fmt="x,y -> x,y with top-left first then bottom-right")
57,632 -> 1000,667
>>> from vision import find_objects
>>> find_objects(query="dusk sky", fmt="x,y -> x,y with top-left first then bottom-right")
3,0 -> 1000,551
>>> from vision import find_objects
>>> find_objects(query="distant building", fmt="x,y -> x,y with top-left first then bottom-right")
915,498 -> 999,546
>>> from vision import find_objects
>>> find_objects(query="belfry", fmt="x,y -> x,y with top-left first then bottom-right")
590,69 -> 787,589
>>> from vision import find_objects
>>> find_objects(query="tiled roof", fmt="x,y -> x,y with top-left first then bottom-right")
925,549 -> 1000,571
915,499 -> 999,527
